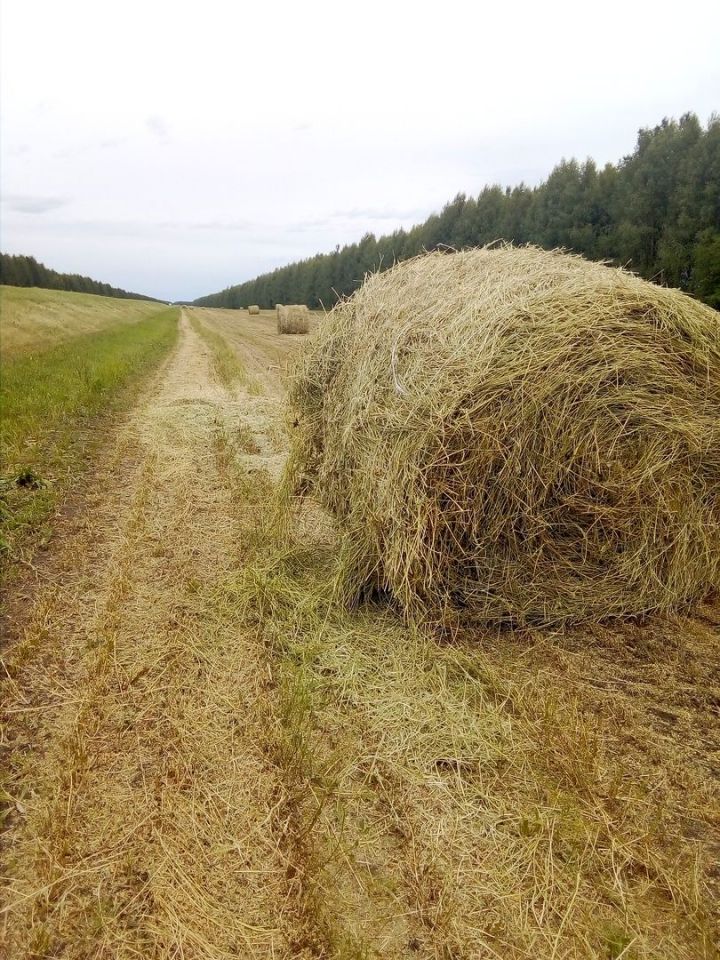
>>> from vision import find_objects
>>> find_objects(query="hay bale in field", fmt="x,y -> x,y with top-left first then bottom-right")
278,304 -> 310,335
286,246 -> 720,628
275,304 -> 284,320
248,304 -> 260,315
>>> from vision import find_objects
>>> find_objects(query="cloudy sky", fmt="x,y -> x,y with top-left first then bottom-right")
1,0 -> 719,301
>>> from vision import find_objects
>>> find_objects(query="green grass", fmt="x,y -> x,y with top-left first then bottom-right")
0,307 -> 179,570
0,285 -> 168,357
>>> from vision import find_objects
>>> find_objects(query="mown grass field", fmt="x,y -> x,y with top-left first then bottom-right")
0,285 -> 167,356
0,287 -> 179,570
197,309 -> 720,959
1,306 -> 717,960
234,531 -> 720,958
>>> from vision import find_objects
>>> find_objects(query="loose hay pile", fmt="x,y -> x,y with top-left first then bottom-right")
286,246 -> 720,627
277,304 -> 310,334
248,304 -> 260,315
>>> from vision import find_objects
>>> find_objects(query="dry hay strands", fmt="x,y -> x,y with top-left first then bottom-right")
248,304 -> 261,315
277,304 -> 310,335
285,246 -> 720,629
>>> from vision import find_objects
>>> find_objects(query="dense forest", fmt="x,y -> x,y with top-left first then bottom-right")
195,113 -> 720,310
0,253 -> 158,302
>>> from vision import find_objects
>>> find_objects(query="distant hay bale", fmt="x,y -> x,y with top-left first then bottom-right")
278,304 -> 310,335
286,246 -> 720,628
248,304 -> 260,315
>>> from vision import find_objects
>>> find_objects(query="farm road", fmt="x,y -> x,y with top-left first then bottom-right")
1,312 -> 313,957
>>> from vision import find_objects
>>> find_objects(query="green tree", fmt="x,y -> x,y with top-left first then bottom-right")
193,113 -> 720,311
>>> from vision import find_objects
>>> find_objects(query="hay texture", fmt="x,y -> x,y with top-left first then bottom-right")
248,304 -> 260,315
278,304 -> 310,335
286,246 -> 720,628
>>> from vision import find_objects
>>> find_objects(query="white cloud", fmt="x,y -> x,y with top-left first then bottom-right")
2,194 -> 69,214
146,115 -> 170,141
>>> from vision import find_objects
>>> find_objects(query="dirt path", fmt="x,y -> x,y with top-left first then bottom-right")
1,312 -> 314,958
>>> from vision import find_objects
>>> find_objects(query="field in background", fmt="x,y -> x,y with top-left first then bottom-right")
1,306 -> 717,959
0,288 -> 178,568
186,305 -> 320,376
0,285 -> 167,356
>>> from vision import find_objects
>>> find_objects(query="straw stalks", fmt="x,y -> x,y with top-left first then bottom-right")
285,246 -> 720,627
278,305 -> 310,335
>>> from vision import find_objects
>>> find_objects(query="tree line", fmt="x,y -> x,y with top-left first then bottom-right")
0,253 -> 159,302
195,113 -> 720,311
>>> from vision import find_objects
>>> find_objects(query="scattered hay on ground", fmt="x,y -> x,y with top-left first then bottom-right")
240,530 -> 720,960
0,314 -> 315,958
278,304 -> 310,335
285,246 -> 720,628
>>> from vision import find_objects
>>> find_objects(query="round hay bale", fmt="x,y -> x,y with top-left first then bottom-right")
248,304 -> 260,315
286,246 -> 720,628
278,304 -> 310,335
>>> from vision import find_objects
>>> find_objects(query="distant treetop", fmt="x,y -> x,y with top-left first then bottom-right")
0,253 -> 160,302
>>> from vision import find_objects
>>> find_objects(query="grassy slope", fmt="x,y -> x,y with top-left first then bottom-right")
1,291 -> 179,569
0,285 -> 166,356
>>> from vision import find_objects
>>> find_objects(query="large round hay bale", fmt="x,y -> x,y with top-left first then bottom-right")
286,247 -> 720,628
248,304 -> 260,315
278,304 -> 310,335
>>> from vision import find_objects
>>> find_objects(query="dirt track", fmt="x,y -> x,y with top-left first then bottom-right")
1,312 -> 314,957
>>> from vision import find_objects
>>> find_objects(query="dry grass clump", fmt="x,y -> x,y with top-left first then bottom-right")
248,304 -> 260,315
278,304 -> 310,335
286,246 -> 720,627
240,535 -> 720,959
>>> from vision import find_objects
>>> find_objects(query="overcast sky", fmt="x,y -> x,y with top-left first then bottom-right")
1,0 -> 719,301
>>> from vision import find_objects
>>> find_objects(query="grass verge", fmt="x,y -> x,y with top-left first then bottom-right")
0,307 -> 179,576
